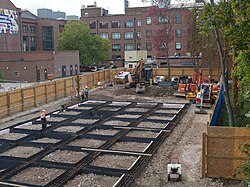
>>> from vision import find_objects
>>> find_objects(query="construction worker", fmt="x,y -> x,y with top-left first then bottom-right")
40,109 -> 47,132
97,80 -> 102,89
84,86 -> 89,100
81,88 -> 85,101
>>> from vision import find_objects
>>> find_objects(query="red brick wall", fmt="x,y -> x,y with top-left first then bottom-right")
0,51 -> 54,61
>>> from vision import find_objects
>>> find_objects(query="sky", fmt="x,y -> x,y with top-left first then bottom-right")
10,0 -> 152,17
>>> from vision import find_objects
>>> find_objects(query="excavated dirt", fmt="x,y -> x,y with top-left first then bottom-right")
126,130 -> 159,139
31,137 -> 61,144
53,125 -> 84,133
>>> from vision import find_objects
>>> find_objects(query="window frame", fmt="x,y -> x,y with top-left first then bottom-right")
112,32 -> 121,40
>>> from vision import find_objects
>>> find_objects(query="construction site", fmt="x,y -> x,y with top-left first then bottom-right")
0,65 -> 245,187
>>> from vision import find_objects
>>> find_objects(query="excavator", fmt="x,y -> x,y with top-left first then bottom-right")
125,59 -> 146,93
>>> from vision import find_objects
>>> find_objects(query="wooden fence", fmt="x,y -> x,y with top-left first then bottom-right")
202,87 -> 250,180
0,67 -> 219,118
202,127 -> 250,180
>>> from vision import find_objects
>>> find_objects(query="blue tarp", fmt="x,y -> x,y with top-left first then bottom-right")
210,84 -> 224,126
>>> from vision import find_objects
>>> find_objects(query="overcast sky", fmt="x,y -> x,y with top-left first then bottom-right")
10,0 -> 152,16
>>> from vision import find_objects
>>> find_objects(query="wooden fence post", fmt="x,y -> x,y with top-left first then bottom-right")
202,133 -> 207,178
33,86 -> 37,107
55,81 -> 58,100
45,84 -> 48,104
7,92 -> 11,116
20,89 -> 24,112
64,79 -> 67,97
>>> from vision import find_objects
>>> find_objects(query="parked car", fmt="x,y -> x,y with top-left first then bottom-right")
79,65 -> 91,72
153,76 -> 165,85
90,66 -> 98,72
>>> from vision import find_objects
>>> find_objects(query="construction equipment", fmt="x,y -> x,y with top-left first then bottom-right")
125,59 -> 146,93
195,83 -> 217,109
167,158 -> 182,181
195,88 -> 208,114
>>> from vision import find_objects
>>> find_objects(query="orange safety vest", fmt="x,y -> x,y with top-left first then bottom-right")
40,111 -> 46,119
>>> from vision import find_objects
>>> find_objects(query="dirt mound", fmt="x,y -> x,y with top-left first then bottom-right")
113,86 -> 178,97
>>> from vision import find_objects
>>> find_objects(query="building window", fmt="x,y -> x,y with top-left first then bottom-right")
22,25 -> 28,33
100,32 -> 108,39
124,43 -> 134,51
112,44 -> 121,51
112,32 -> 121,40
175,28 -> 182,37
124,32 -> 133,40
112,55 -> 121,60
30,36 -> 36,51
42,26 -> 54,51
30,26 -> 36,33
158,16 -> 169,24
137,43 -> 141,50
13,71 -> 20,77
175,15 -> 182,24
89,21 -> 96,29
146,17 -> 152,25
146,42 -> 152,51
22,36 -> 29,51
136,19 -> 141,27
124,20 -> 133,28
137,31 -> 141,39
99,21 -> 108,28
146,30 -> 152,38
84,13 -> 89,17
112,20 -> 120,28
175,42 -> 182,50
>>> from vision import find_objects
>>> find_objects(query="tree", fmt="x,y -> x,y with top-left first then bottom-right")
142,0 -> 175,81
200,0 -> 235,126
200,0 -> 250,126
58,21 -> 111,66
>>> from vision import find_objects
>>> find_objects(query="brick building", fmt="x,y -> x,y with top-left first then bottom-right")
80,3 -> 203,67
0,0 -> 79,82
0,51 -> 79,82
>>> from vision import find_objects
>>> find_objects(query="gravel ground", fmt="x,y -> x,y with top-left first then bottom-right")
10,167 -> 65,186
42,150 -> 87,164
53,125 -> 84,133
126,130 -> 159,139
103,120 -> 130,126
68,138 -> 106,148
87,129 -> 119,136
0,132 -> 28,140
65,173 -> 120,187
110,141 -> 149,152
90,154 -> 138,169
0,146 -> 43,158
31,137 -> 61,144
137,121 -> 168,129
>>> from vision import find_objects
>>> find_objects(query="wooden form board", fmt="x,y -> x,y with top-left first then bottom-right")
205,126 -> 250,179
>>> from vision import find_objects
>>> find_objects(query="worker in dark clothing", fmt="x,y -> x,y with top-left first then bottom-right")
81,89 -> 85,101
40,110 -> 47,132
84,86 -> 89,100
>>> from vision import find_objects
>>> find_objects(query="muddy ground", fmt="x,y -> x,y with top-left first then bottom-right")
0,84 -> 242,187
